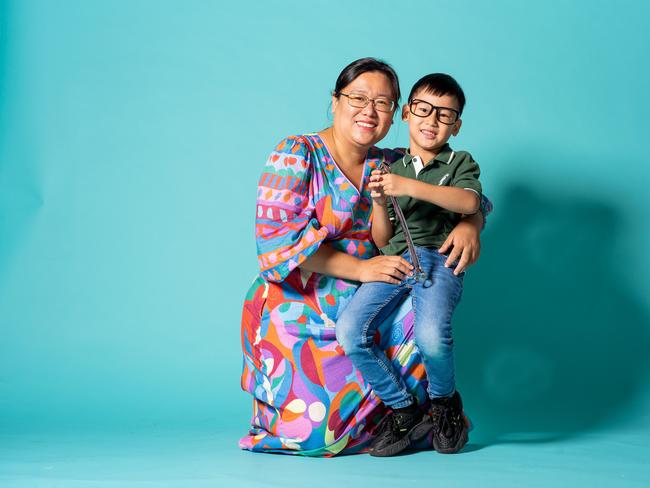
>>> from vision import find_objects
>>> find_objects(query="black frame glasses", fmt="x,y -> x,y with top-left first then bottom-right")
409,99 -> 460,125
338,92 -> 396,113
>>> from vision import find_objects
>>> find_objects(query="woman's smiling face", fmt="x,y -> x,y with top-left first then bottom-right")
331,71 -> 396,149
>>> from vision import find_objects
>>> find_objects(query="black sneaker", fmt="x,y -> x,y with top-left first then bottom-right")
430,391 -> 469,454
368,404 -> 431,457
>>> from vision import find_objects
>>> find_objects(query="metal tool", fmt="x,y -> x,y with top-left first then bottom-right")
379,161 -> 428,284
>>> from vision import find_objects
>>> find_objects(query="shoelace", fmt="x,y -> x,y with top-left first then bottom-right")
431,402 -> 461,436
391,412 -> 422,437
430,404 -> 444,431
379,161 -> 427,283
393,412 -> 414,433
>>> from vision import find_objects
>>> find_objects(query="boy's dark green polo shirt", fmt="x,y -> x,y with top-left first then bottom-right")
381,144 -> 482,256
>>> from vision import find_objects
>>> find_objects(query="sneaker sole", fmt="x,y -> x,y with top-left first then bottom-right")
433,426 -> 468,454
369,434 -> 411,457
369,418 -> 432,457
410,418 -> 433,440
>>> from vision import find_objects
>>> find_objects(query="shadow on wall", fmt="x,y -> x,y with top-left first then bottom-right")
455,183 -> 650,445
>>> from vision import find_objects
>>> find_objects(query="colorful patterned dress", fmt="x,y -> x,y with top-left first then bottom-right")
240,134 -> 489,456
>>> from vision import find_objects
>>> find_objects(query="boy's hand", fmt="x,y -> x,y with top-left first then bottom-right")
377,173 -> 413,198
438,219 -> 481,275
369,169 -> 387,206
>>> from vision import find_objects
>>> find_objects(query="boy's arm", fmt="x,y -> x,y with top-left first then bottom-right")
371,201 -> 394,248
368,169 -> 395,248
379,175 -> 480,214
409,181 -> 480,214
379,153 -> 482,214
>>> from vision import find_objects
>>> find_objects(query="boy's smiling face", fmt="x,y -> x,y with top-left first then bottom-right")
402,90 -> 462,160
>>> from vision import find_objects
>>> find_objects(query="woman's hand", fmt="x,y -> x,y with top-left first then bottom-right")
358,255 -> 414,284
438,213 -> 482,275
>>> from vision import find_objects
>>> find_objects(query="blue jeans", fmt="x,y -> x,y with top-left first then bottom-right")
336,247 -> 464,408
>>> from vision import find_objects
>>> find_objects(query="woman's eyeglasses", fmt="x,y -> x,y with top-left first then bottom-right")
338,92 -> 395,113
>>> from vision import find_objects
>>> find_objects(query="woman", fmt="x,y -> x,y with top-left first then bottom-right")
240,58 -> 488,456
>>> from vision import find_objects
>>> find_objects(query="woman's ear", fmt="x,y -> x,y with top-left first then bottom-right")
401,103 -> 409,122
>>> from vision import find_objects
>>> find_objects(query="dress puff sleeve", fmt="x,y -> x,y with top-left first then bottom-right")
255,136 -> 329,283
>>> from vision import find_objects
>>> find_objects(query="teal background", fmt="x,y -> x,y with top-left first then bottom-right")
1,0 -> 649,486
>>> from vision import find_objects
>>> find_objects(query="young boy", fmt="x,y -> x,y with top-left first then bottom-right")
336,73 -> 482,457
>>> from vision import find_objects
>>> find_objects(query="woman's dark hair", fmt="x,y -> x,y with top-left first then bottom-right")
333,57 -> 401,104
408,73 -> 466,115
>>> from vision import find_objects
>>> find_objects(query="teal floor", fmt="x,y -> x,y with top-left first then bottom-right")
2,425 -> 648,487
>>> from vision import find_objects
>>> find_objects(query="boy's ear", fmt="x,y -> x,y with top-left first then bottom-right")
452,118 -> 462,136
401,104 -> 409,121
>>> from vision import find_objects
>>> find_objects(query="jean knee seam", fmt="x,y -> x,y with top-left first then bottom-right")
366,346 -> 411,401
360,286 -> 406,348
358,286 -> 411,403
411,293 -> 417,339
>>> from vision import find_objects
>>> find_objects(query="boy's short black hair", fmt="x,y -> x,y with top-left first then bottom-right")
408,73 -> 466,115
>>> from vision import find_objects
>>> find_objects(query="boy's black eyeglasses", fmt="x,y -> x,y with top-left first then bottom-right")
338,92 -> 396,113
409,99 -> 460,125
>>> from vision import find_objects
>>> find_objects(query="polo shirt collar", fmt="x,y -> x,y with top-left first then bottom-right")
402,144 -> 455,167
